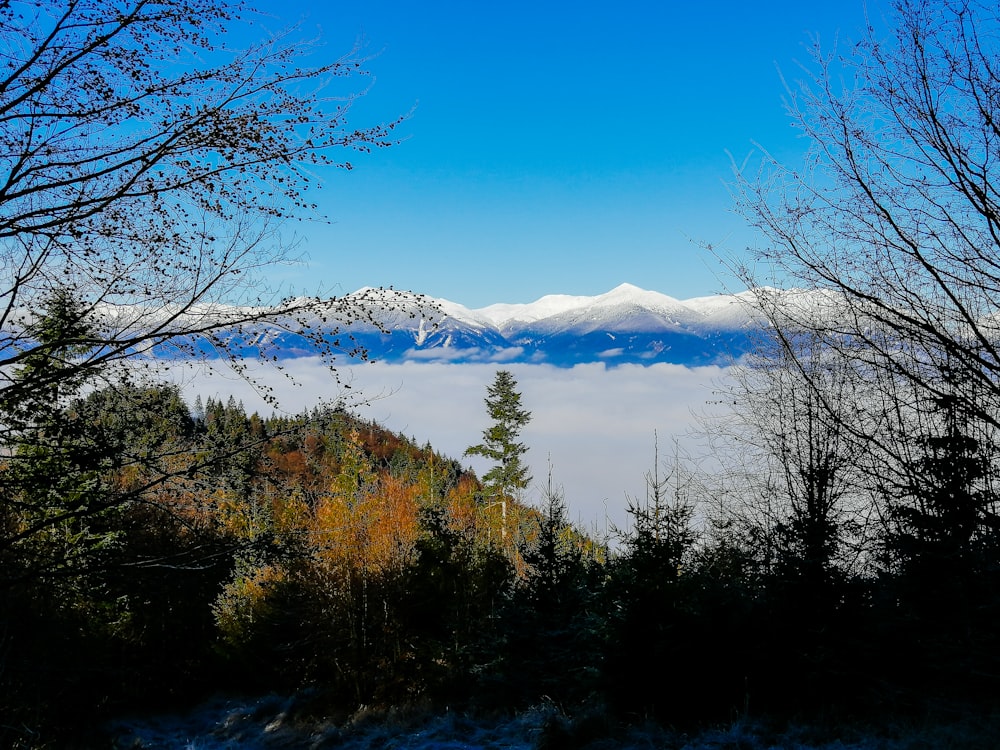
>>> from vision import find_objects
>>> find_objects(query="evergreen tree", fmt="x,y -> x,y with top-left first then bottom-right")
500,470 -> 597,706
465,370 -> 532,503
600,443 -> 719,722
0,286 -> 115,589
522,472 -> 584,609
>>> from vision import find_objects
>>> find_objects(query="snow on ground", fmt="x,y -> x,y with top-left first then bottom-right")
109,695 -> 538,750
105,693 -> 972,749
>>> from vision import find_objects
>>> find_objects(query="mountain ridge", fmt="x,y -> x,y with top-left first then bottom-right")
331,283 -> 763,367
138,284 -> 766,368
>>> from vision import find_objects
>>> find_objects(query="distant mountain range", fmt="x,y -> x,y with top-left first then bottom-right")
244,283 -> 764,368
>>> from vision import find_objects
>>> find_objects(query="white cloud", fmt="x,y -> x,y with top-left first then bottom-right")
401,347 -> 473,361
172,358 -> 734,535
399,346 -> 526,363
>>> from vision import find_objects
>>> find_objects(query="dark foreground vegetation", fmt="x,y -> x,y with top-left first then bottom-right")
4,371 -> 1000,747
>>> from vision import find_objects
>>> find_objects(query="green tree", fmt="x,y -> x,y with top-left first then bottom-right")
0,290 -> 139,740
882,379 -> 998,597
0,287 -> 119,589
493,468 -> 599,707
601,443 -> 705,721
521,471 -> 584,611
465,370 -> 533,502
615,435 -> 698,577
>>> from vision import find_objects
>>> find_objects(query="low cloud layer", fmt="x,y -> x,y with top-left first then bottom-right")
175,358 -> 734,535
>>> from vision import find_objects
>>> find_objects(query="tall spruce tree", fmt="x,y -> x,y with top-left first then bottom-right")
465,370 -> 532,502
0,286 -> 115,589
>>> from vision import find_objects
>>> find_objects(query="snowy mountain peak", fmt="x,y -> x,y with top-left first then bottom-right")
475,292 -> 595,327
469,284 -> 697,330
591,284 -> 687,314
609,282 -> 644,294
599,282 -> 678,304
204,284 -> 763,368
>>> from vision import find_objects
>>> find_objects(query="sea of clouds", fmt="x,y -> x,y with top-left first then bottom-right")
173,358 -> 734,535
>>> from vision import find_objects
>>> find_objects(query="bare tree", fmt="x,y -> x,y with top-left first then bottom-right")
727,0 -> 1000,577
0,0 -> 416,413
702,317 -> 871,587
732,0 -> 1000,427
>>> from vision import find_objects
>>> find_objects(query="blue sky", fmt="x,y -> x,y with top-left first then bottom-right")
256,1 -> 887,308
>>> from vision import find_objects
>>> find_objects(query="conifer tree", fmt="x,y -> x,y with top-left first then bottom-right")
0,287 -> 116,588
465,370 -> 532,503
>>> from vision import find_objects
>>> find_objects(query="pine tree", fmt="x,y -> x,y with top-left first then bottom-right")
0,287 -> 115,589
465,370 -> 532,503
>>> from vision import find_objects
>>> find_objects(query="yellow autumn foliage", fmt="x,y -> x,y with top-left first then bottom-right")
312,474 -> 420,579
213,562 -> 287,646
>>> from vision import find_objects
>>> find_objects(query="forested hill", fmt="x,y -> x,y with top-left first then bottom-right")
0,383 -> 604,743
10,378 -> 1000,748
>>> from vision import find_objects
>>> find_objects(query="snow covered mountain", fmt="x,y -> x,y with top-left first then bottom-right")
175,283 -> 764,367
301,283 -> 763,367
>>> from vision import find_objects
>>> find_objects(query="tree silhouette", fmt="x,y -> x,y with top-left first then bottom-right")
733,0 -> 1000,447
0,287 -> 125,589
0,0 -> 418,414
730,0 -> 1000,709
